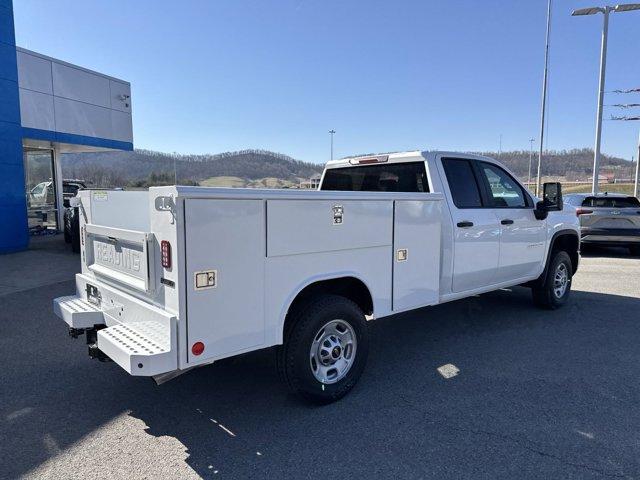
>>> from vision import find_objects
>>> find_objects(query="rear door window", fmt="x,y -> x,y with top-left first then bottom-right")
321,162 -> 429,192
63,184 -> 80,195
441,158 -> 483,208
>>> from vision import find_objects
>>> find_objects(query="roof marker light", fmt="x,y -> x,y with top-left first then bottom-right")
349,155 -> 390,165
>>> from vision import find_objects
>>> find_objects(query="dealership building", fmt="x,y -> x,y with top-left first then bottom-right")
1,0 -> 133,253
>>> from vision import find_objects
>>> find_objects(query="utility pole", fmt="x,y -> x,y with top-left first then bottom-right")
635,131 -> 640,198
609,108 -> 640,198
528,138 -> 535,189
499,134 -> 502,156
536,0 -> 552,196
329,129 -> 335,160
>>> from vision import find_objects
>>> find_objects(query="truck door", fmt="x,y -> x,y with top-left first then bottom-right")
184,199 -> 265,363
475,161 -> 545,282
440,157 -> 500,292
392,200 -> 441,311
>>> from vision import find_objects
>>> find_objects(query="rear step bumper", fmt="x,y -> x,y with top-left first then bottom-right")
98,321 -> 176,376
581,227 -> 640,238
54,295 -> 105,329
53,276 -> 177,377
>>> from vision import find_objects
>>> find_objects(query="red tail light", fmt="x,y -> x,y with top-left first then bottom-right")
192,342 -> 205,356
161,240 -> 171,268
576,208 -> 593,216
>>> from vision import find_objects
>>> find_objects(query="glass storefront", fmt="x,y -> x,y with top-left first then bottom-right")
24,148 -> 58,233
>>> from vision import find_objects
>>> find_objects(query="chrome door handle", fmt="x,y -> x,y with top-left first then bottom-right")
501,219 -> 514,225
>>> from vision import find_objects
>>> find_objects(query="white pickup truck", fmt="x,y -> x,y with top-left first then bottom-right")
54,151 -> 579,403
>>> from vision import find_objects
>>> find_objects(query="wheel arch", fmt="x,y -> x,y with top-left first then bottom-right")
549,230 -> 580,275
531,230 -> 579,287
277,274 -> 374,344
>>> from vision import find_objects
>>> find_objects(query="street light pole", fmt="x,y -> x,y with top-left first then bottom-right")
591,7 -> 610,195
329,129 -> 335,160
528,138 -> 535,189
572,3 -> 640,195
536,0 -> 552,197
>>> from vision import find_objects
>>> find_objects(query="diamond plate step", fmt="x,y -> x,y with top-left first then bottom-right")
97,320 -> 176,376
53,295 -> 104,328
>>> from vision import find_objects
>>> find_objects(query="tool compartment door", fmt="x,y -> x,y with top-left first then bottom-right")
392,200 -> 441,311
184,199 -> 265,363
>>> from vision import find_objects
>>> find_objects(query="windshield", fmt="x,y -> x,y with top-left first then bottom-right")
321,162 -> 429,193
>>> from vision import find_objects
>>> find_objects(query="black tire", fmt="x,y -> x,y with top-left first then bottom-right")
277,294 -> 369,404
532,250 -> 573,309
70,208 -> 81,253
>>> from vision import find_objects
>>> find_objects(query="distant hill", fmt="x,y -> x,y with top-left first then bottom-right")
350,148 -> 635,181
60,147 -> 636,189
483,148 -> 635,181
60,149 -> 323,188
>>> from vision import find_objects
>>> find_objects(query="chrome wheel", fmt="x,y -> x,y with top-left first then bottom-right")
309,319 -> 357,384
553,262 -> 569,298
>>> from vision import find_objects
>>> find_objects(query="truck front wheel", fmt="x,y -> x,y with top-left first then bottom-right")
277,295 -> 369,404
532,250 -> 573,309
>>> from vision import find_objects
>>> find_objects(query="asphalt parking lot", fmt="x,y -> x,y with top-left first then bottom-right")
1,241 -> 640,479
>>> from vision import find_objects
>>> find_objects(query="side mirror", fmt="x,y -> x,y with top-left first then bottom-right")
534,182 -> 563,220
534,200 -> 548,220
543,182 -> 563,211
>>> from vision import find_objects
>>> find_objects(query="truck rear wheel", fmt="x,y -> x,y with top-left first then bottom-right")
277,294 -> 369,404
532,250 -> 573,309
67,207 -> 81,253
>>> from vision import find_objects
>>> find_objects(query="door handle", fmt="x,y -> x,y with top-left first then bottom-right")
501,219 -> 514,225
456,221 -> 474,228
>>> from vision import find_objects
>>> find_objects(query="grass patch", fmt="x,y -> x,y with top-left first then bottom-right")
199,176 -> 248,187
199,176 -> 299,189
562,183 -> 636,195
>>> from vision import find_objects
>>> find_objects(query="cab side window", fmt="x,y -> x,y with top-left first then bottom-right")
478,162 -> 529,208
442,158 -> 483,208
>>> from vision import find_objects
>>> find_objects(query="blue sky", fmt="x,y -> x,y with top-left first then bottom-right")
13,0 -> 640,164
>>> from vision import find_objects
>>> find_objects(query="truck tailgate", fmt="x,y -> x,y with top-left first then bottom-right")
84,224 -> 155,292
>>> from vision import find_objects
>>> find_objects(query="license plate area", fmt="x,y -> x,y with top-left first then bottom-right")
86,283 -> 101,306
595,218 -> 631,228
84,224 -> 155,293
